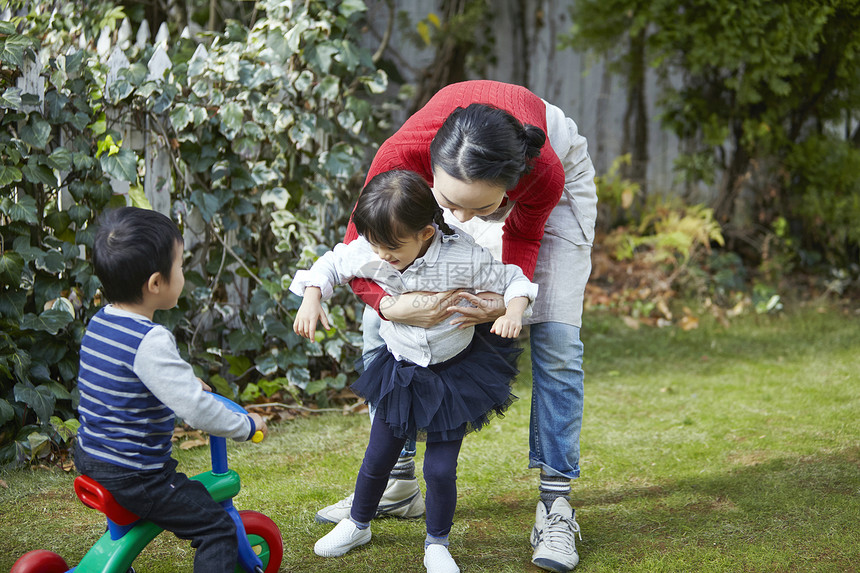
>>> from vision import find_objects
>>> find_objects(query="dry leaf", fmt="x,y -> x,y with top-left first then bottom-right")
621,315 -> 641,329
179,438 -> 208,450
0,479 -> 8,489
680,315 -> 699,331
656,299 -> 673,320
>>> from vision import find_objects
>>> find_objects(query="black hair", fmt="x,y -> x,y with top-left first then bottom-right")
92,206 -> 184,304
429,103 -> 546,190
352,170 -> 455,249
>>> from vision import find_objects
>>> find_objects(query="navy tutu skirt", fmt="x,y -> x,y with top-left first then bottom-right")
351,325 -> 522,443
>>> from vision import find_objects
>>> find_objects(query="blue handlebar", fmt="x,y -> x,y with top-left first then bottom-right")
208,393 -> 249,415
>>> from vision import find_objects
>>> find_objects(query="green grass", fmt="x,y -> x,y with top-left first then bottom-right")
2,304 -> 859,572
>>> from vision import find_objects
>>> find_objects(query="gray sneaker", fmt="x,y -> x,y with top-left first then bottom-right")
530,497 -> 581,572
315,478 -> 425,524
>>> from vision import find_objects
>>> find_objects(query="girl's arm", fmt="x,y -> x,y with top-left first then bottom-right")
293,287 -> 330,340
490,296 -> 529,338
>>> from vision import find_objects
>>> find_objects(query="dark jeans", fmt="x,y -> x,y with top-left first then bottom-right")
75,445 -> 237,573
351,416 -> 463,538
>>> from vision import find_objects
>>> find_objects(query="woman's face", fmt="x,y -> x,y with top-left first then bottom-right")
432,167 -> 506,223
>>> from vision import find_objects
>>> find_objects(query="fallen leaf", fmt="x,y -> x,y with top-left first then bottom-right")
179,438 -> 208,450
680,315 -> 699,331
0,480 -> 7,489
621,315 -> 641,330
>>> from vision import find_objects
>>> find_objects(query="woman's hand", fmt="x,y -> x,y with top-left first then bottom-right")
379,290 -> 466,328
447,292 -> 506,328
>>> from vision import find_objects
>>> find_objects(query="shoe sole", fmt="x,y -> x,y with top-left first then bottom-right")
531,556 -> 579,573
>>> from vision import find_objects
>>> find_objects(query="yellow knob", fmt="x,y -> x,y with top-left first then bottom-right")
252,431 -> 264,443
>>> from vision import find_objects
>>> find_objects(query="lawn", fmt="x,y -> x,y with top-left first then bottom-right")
2,304 -> 859,572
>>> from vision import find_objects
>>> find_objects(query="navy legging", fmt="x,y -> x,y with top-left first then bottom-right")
351,415 -> 463,538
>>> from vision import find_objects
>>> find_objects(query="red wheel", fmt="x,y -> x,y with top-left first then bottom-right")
11,550 -> 69,573
239,510 -> 283,573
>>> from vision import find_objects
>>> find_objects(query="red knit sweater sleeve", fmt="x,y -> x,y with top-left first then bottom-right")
502,156 -> 565,279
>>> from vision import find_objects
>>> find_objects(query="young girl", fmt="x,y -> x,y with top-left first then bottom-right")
290,170 -> 538,573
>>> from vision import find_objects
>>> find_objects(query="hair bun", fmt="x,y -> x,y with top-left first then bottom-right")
522,124 -> 546,160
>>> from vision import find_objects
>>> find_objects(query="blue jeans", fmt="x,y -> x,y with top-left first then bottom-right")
528,321 -> 583,479
361,308 -> 583,479
74,445 -> 238,572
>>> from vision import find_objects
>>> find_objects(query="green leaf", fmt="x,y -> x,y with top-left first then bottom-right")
0,288 -> 26,319
43,381 -> 72,401
35,249 -> 65,273
128,184 -> 153,209
0,399 -> 14,425
317,76 -> 340,101
26,431 -> 52,458
339,0 -> 367,19
227,329 -> 263,353
0,86 -> 22,109
170,103 -> 193,131
0,195 -> 39,224
209,374 -> 233,397
287,366 -> 311,389
0,248 -> 26,286
14,383 -> 56,425
50,415 -> 79,442
324,338 -> 345,360
43,210 -> 71,234
100,147 -> 138,182
22,162 -> 58,187
0,164 -> 23,186
218,101 -> 244,139
304,378 -> 327,395
261,187 -> 290,210
225,354 -> 253,377
67,203 -> 92,226
20,309 -> 74,335
362,69 -> 388,94
46,147 -> 73,171
0,34 -> 31,67
306,42 -> 340,74
20,114 -> 52,149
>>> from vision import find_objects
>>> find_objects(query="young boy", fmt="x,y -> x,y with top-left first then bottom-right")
74,206 -> 267,573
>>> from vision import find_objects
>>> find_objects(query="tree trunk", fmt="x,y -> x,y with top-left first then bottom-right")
409,0 -> 472,114
621,28 -> 649,196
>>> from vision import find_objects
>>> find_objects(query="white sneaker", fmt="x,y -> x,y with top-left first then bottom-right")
315,478 -> 426,524
424,544 -> 460,573
313,518 -> 371,557
530,498 -> 581,572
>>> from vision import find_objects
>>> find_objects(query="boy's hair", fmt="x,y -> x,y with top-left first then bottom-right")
352,170 -> 454,248
93,207 -> 184,304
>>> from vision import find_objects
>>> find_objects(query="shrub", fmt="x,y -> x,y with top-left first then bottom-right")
0,0 -> 396,467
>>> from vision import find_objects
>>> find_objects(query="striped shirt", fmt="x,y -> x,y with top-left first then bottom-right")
76,306 -> 253,470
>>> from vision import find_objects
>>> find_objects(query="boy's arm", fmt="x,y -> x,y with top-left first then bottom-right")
134,327 -> 257,441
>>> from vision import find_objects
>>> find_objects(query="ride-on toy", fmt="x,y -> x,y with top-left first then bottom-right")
12,395 -> 283,573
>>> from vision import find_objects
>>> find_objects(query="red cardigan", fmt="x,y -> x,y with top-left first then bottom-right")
345,80 -> 566,311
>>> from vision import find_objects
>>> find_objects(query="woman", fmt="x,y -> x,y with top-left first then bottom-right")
317,80 -> 596,573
